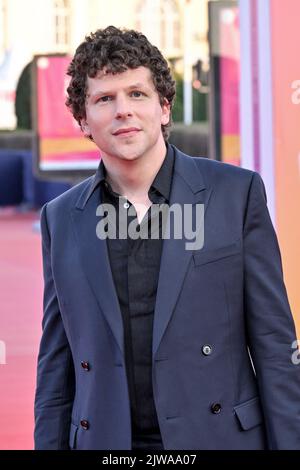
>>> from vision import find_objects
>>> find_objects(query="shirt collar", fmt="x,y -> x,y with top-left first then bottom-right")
86,142 -> 174,204
149,142 -> 174,202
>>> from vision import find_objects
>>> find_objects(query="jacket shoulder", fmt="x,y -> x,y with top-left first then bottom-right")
172,145 -> 255,184
191,156 -> 255,182
46,176 -> 93,209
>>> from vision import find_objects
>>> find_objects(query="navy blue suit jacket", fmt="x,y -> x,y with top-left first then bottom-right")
34,146 -> 300,449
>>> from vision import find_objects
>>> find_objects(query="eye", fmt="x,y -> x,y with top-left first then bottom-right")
96,95 -> 112,103
131,91 -> 144,98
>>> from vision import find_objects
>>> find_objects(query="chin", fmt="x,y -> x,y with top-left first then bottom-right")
115,146 -> 144,161
119,152 -> 142,161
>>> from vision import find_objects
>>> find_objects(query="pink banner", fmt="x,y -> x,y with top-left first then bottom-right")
219,7 -> 240,165
35,55 -> 100,171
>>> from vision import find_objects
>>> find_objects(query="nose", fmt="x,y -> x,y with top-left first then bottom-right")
115,95 -> 133,119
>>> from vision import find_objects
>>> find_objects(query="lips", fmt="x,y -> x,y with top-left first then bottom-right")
113,127 -> 141,136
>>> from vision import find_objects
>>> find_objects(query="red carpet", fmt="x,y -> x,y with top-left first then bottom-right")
0,209 -> 43,449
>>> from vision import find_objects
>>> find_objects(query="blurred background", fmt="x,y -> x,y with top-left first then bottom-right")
0,0 -> 299,449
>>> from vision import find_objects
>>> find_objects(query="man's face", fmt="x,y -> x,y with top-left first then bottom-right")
82,66 -> 170,162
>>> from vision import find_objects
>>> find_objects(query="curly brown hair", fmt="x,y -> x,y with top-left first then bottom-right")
66,26 -> 176,140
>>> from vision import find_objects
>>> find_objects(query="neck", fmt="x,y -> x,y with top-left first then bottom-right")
101,137 -> 167,200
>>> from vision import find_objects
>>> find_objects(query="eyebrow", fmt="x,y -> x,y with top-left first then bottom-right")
87,82 -> 153,99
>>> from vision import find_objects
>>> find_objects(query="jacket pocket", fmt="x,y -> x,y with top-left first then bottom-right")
193,239 -> 241,267
233,396 -> 263,431
69,422 -> 78,449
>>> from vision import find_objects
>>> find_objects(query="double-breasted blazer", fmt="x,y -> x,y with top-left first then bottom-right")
34,146 -> 300,449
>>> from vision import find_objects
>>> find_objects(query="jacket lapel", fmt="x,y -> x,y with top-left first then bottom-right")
70,148 -> 212,361
71,182 -> 124,357
152,149 -> 213,358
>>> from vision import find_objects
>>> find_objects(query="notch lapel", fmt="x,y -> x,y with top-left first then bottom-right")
71,186 -> 124,357
152,151 -> 212,359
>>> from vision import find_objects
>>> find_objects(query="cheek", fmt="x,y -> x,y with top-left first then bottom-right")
146,107 -> 166,127
87,108 -> 111,127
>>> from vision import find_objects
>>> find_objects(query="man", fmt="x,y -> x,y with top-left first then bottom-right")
34,26 -> 300,450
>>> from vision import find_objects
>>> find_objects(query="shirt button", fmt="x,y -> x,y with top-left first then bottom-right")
211,403 -> 222,414
80,419 -> 89,430
81,361 -> 90,371
202,345 -> 212,356
123,202 -> 130,209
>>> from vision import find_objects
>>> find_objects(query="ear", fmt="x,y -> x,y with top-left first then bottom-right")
161,98 -> 171,126
81,119 -> 91,137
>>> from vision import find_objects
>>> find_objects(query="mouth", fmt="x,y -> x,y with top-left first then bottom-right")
112,127 -> 141,137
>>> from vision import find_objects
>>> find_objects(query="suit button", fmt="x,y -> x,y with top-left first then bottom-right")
202,345 -> 212,356
81,361 -> 90,371
80,420 -> 89,430
211,403 -> 222,414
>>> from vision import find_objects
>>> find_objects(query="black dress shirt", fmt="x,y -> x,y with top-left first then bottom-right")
92,144 -> 174,450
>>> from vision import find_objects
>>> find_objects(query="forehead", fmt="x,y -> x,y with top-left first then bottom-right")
86,66 -> 155,94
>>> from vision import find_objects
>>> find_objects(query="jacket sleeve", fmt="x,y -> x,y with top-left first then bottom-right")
34,203 -> 75,450
243,172 -> 300,449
